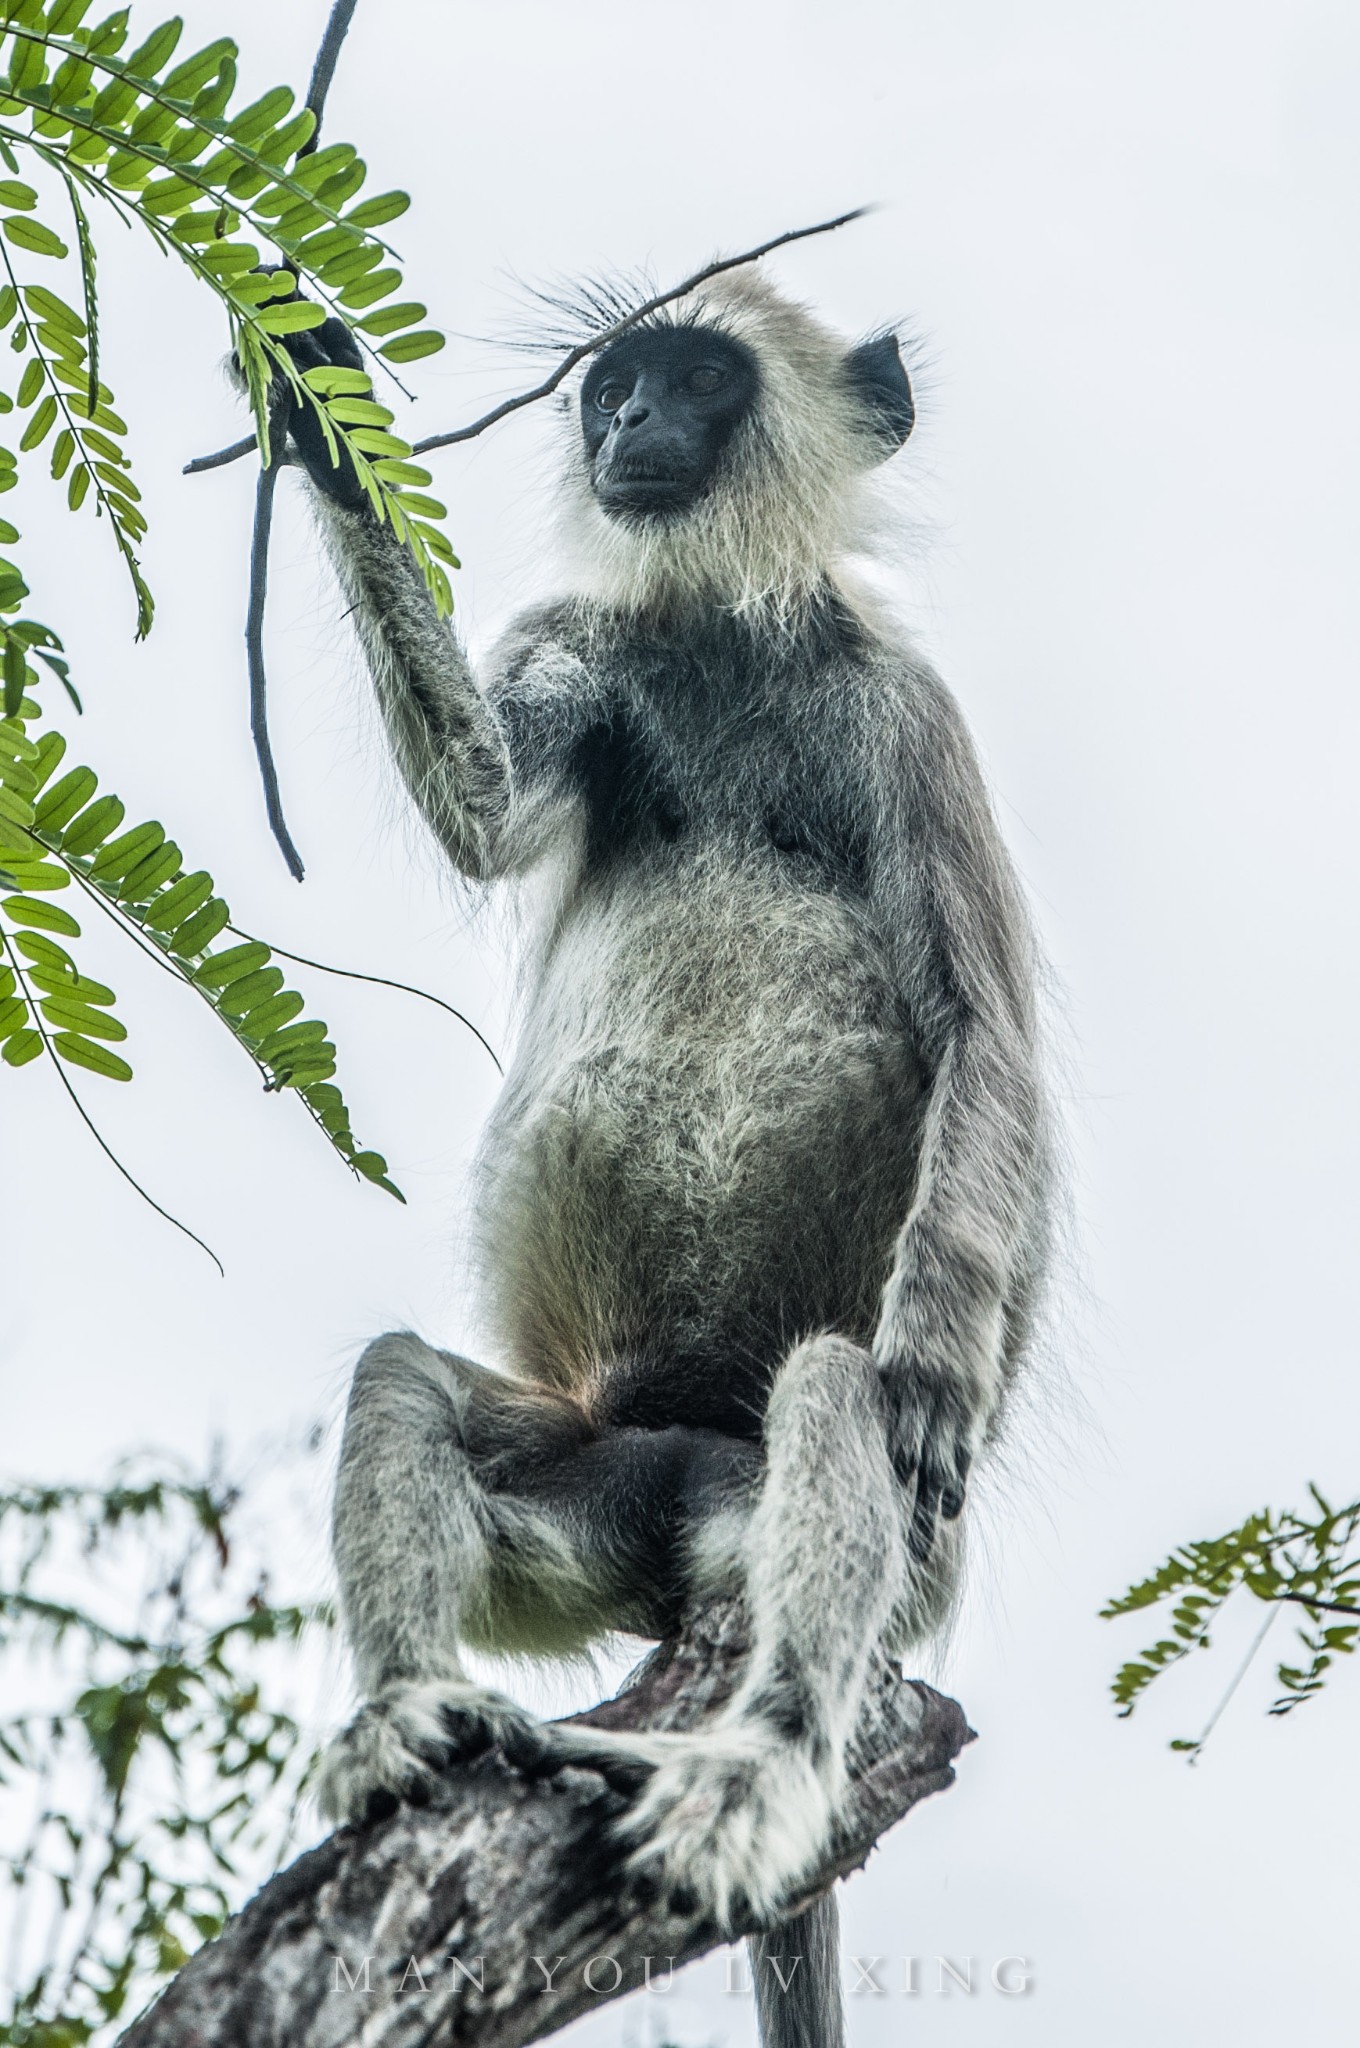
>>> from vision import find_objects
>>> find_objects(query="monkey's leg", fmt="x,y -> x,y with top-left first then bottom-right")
316,1331 -> 757,1824
602,1335 -> 911,1926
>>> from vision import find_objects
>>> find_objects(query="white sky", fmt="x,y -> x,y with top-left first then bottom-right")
4,1 -> 1359,2041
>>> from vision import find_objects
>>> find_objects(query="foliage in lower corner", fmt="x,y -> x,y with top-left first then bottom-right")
0,1446 -> 333,2047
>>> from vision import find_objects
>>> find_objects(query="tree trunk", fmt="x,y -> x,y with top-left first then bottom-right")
121,1604 -> 971,2048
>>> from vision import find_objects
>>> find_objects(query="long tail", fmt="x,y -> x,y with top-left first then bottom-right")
749,1888 -> 845,2048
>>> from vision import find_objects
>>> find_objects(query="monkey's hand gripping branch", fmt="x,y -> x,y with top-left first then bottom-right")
118,1604 -> 970,2048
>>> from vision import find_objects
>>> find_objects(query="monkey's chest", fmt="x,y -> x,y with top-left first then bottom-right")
572,681 -> 871,890
473,855 -> 924,1423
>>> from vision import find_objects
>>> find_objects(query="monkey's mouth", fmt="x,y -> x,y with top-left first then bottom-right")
593,465 -> 698,521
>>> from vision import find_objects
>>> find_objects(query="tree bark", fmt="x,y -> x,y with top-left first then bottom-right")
121,1604 -> 971,2048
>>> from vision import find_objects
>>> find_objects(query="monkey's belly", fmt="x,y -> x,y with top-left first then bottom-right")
473,863 -> 925,1434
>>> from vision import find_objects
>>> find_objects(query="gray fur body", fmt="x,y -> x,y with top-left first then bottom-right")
477,597 -> 931,1434
299,273 -> 1053,2048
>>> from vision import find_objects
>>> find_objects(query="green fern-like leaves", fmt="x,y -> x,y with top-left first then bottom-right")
0,1451 -> 332,2036
0,658 -> 403,1198
0,4 -> 470,1221
1103,1487 -> 1360,1752
0,4 -> 453,614
0,256 -> 152,629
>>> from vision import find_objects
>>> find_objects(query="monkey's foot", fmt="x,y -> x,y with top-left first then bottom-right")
614,1732 -> 835,1929
314,1678 -> 553,1825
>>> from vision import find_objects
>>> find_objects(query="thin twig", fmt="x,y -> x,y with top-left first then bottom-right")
413,206 -> 871,451
183,206 -> 872,475
1274,1591 -> 1360,1619
183,433 -> 257,476
0,930 -> 224,1275
302,0 -> 361,144
225,924 -> 503,1074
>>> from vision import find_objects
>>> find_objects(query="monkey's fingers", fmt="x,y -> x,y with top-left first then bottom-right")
939,1445 -> 972,1521
898,1418 -> 973,1559
240,274 -> 369,507
907,1471 -> 939,1562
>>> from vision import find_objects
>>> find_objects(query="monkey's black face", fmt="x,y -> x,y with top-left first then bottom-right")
580,326 -> 759,523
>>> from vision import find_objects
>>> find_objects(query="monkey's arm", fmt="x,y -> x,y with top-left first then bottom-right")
871,671 -> 1052,1546
281,315 -> 590,879
311,497 -> 596,880
308,498 -> 508,876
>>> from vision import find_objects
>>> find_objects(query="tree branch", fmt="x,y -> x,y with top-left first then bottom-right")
303,0 -> 361,143
119,1602 -> 970,2048
183,207 -> 872,476
183,432 -> 257,475
239,0 -> 360,876
247,422 -> 305,881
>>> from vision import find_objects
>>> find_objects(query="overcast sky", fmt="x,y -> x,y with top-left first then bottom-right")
4,1 -> 1359,2041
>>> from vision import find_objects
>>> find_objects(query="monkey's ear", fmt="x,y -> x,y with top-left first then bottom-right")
843,333 -> 915,457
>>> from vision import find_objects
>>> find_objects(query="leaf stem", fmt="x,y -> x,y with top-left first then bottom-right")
0,925 -> 223,1274
59,168 -> 99,415
54,834 -> 293,1091
0,27 -> 407,262
0,78 -> 413,399
46,833 -> 391,1189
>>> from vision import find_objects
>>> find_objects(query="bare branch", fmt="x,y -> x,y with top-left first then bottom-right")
241,0 -> 362,877
183,207 -> 873,476
248,412 -> 305,881
303,0 -> 361,145
183,432 -> 257,476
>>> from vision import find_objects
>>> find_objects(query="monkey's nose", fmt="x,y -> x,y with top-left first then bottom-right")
614,402 -> 651,432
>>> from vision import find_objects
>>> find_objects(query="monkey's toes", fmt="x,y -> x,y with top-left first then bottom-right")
314,1696 -> 442,1825
429,1681 -> 560,1776
316,1678 -> 562,1823
542,1719 -> 669,1796
614,1735 -> 835,1931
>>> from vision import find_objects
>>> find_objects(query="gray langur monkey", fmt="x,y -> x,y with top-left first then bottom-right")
275,266 -> 1053,2048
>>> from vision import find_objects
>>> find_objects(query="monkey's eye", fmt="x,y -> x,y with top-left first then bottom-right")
685,365 -> 727,396
596,382 -> 629,413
